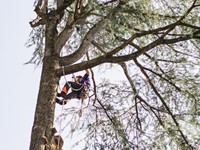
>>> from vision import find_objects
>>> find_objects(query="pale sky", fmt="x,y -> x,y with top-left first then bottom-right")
0,1 -> 41,149
0,1 -> 125,149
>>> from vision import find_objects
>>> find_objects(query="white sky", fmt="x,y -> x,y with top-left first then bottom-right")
0,1 -> 41,149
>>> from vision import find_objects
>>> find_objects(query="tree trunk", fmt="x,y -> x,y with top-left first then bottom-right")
29,12 -> 63,149
29,55 -> 61,150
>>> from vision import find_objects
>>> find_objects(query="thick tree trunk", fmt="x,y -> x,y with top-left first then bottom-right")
29,56 -> 61,150
29,10 -> 63,149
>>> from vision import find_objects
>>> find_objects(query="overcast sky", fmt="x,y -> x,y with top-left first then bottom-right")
0,0 -> 40,149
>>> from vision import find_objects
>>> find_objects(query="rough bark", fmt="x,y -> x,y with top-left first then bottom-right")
29,56 -> 60,150
29,7 -> 62,149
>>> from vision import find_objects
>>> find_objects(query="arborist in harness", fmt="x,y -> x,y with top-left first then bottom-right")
56,69 -> 90,105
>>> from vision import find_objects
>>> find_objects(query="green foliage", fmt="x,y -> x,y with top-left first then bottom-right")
26,26 -> 45,65
29,0 -> 200,149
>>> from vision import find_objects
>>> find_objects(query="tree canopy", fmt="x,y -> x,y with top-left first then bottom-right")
28,0 -> 200,149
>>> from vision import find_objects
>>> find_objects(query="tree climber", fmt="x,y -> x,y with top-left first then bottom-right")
56,69 -> 90,105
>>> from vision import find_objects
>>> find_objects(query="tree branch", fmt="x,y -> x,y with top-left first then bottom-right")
91,40 -> 107,54
55,13 -> 75,53
34,0 -> 48,17
134,58 -> 190,147
30,0 -> 76,28
118,62 -> 142,130
136,95 -> 165,127
59,20 -> 104,65
57,28 -> 197,76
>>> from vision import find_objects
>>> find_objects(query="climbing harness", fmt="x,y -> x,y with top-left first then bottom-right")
60,66 -> 90,113
56,66 -> 93,147
62,66 -> 84,92
78,83 -> 90,117
79,84 -> 90,100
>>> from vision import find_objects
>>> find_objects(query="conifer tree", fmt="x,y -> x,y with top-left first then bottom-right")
28,0 -> 200,149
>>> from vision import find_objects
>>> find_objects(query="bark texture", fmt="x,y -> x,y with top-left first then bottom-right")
29,56 -> 60,150
29,6 -> 62,149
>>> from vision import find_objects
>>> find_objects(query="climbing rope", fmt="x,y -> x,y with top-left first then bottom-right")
59,66 -> 92,111
56,67 -> 68,150
62,66 -> 84,91
57,100 -> 65,150
56,66 -> 93,147
56,66 -> 92,147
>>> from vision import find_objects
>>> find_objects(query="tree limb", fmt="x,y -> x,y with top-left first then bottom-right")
57,30 -> 198,76
55,13 -> 75,53
134,58 -> 190,147
30,0 -> 76,28
59,20 -> 104,65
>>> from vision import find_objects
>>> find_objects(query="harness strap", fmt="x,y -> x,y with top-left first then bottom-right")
62,66 -> 84,91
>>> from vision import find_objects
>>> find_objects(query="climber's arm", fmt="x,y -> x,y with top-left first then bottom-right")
85,69 -> 90,76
